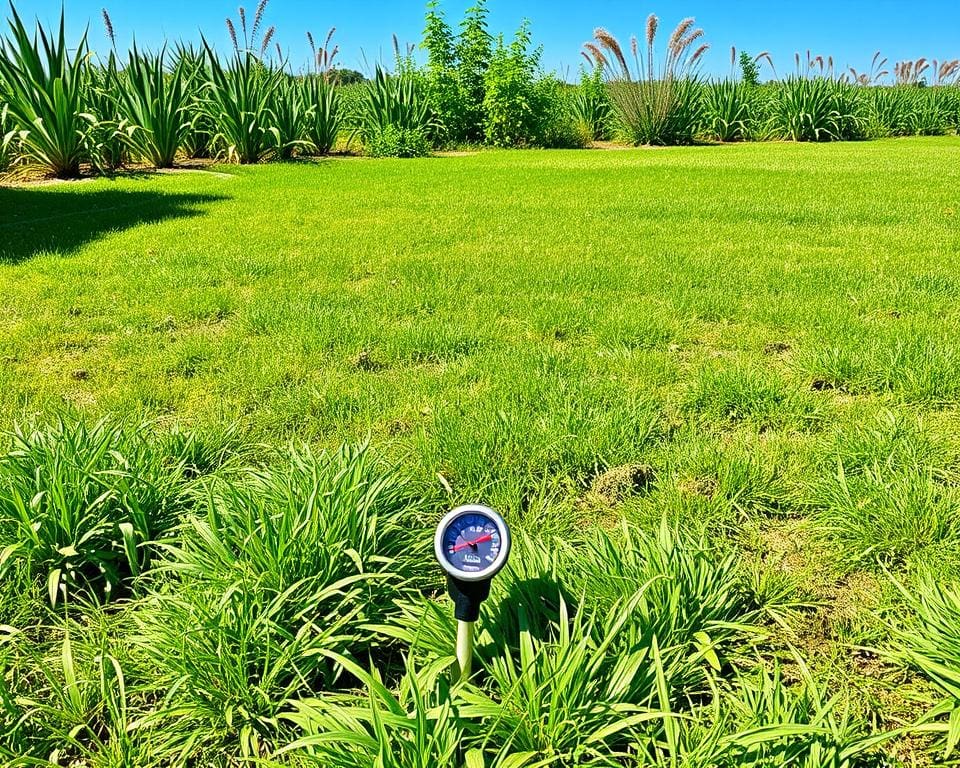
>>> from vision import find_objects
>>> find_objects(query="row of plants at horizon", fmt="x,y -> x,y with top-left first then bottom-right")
1,415 -> 959,766
2,0 -> 960,179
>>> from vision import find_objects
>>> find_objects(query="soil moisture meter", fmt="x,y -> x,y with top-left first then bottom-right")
434,504 -> 511,680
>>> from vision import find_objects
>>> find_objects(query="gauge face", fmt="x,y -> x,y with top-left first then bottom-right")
434,505 -> 510,582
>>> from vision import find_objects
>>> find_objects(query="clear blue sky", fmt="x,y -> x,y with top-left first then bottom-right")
12,0 -> 960,80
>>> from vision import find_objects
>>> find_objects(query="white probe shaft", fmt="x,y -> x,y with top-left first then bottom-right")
456,620 -> 474,681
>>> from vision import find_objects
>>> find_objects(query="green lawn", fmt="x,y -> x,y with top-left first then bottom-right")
3,138 -> 960,762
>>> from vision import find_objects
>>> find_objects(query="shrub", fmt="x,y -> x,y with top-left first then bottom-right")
366,123 -> 431,157
0,6 -> 95,177
483,25 -> 585,149
0,419 -> 190,605
114,45 -> 193,168
589,16 -> 708,145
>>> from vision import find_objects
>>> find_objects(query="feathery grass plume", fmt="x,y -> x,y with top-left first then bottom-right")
306,30 -> 315,57
730,45 -> 736,69
583,42 -> 608,69
238,6 -> 247,43
668,17 -> 694,54
259,25 -> 275,57
226,18 -> 238,52
251,0 -> 268,43
101,8 -> 115,48
645,13 -> 658,46
691,43 -> 709,65
593,27 -> 629,76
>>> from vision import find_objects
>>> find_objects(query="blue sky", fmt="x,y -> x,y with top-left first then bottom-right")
13,0 -> 960,80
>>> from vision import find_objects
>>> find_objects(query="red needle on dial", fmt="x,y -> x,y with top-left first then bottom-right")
453,533 -> 494,552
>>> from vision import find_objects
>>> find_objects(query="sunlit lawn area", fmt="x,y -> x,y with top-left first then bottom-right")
3,137 -> 960,764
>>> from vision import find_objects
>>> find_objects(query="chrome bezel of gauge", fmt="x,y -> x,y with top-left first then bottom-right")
434,504 -> 511,582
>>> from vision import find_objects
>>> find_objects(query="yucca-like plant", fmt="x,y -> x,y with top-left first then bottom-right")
201,45 -> 282,164
0,6 -> 95,177
173,43 -> 216,158
301,74 -> 343,155
770,77 -> 864,142
588,16 -> 709,145
82,55 -> 128,172
113,45 -> 193,168
0,102 -> 21,172
357,67 -> 433,157
703,80 -> 755,141
269,74 -> 307,160
0,419 -> 189,604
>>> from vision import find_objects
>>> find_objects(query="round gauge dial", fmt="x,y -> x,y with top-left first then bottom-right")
434,505 -> 511,582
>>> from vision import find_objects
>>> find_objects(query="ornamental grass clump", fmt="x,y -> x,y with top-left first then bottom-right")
587,15 -> 709,145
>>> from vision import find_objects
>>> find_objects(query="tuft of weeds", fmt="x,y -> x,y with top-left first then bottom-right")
0,418 -> 193,605
135,443 -> 426,762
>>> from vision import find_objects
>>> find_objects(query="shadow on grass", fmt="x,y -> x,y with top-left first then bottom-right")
0,185 -> 229,263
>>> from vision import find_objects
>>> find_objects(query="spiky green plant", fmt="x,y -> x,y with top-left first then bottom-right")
201,45 -> 282,164
356,67 -> 433,157
301,74 -> 342,155
173,43 -> 216,158
770,77 -> 864,142
703,80 -> 754,141
0,5 -> 95,177
0,101 -> 21,172
269,74 -> 307,160
82,54 -> 127,172
281,655 -> 466,768
891,575 -> 960,760
590,16 -> 709,146
113,45 -> 193,168
571,65 -> 610,141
